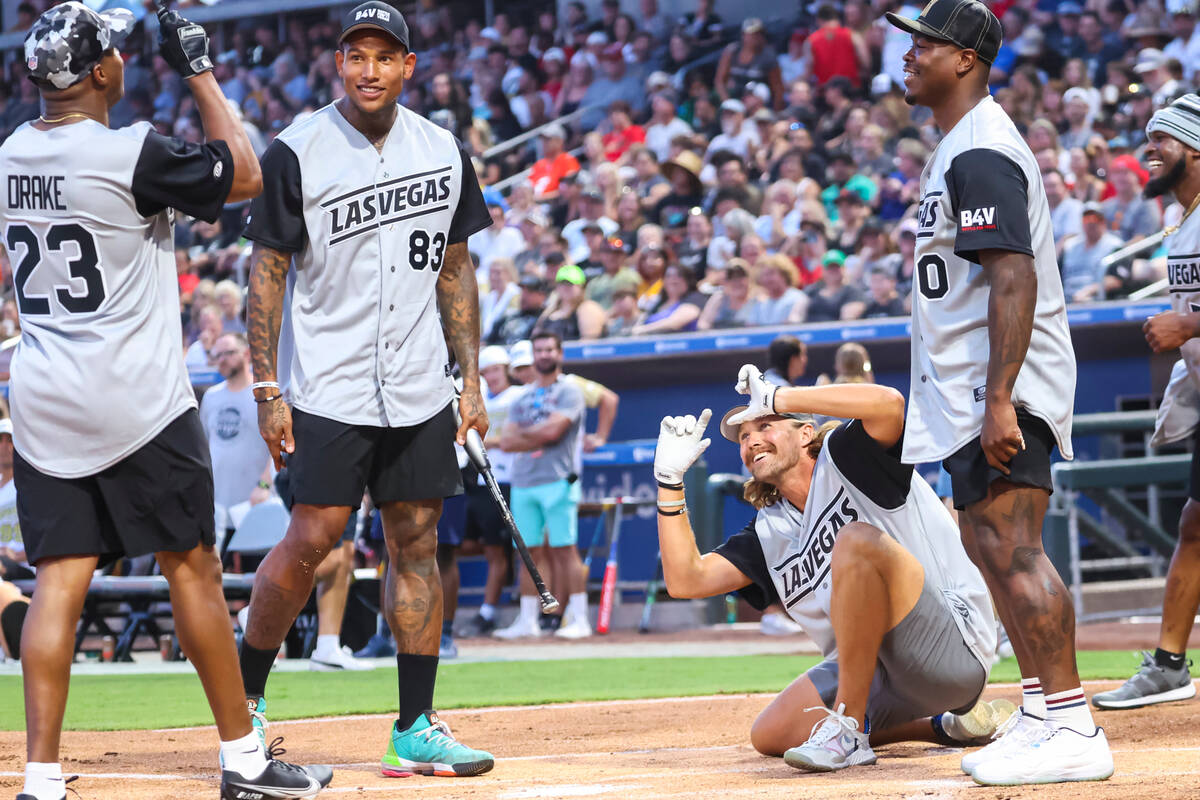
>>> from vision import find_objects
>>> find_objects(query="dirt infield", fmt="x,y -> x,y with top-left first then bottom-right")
1,682 -> 1197,799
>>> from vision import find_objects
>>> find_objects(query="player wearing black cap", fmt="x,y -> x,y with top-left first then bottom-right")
3,2 -> 330,799
238,0 -> 494,780
886,0 -> 1113,786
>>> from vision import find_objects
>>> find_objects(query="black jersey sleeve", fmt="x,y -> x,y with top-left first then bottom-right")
131,132 -> 234,223
712,519 -> 778,610
824,420 -> 913,510
243,140 -> 307,253
945,148 -> 1033,264
447,138 -> 491,244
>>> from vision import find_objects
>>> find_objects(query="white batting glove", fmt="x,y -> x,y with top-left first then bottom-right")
654,409 -> 712,485
726,364 -> 777,427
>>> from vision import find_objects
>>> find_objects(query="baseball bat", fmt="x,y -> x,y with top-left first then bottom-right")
638,546 -> 663,634
461,425 -> 560,614
581,503 -> 610,577
596,499 -> 624,634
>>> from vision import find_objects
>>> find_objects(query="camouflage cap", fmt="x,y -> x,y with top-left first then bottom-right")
25,2 -> 135,91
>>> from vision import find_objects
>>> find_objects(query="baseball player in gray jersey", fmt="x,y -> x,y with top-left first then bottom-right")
886,0 -> 1112,785
1095,94 -> 1200,711
2,4 -> 329,800
239,1 -> 494,779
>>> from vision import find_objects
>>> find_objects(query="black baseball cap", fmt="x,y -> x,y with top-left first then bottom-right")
340,1 -> 410,51
886,0 -> 1002,65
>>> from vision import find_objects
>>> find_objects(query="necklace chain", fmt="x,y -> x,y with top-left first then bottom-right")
1164,191 -> 1200,237
38,112 -> 94,125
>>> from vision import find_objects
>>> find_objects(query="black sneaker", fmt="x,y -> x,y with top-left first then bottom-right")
464,614 -> 496,637
220,758 -> 325,799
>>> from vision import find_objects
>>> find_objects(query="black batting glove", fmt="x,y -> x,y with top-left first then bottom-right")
157,6 -> 213,79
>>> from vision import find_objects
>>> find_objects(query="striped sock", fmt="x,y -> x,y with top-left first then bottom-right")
1045,687 -> 1096,735
1021,677 -> 1046,717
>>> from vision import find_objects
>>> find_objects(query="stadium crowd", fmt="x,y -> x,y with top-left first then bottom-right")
0,0 -> 1192,358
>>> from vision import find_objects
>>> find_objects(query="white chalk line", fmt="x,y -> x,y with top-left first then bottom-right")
149,681 -> 1131,734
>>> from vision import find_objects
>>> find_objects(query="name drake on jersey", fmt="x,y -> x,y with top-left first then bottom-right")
775,488 -> 860,606
7,174 -> 66,211
1168,254 -> 1200,291
322,166 -> 452,243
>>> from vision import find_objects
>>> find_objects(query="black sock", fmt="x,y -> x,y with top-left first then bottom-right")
1155,647 -> 1186,669
396,653 -> 439,731
442,620 -> 453,639
240,641 -> 281,699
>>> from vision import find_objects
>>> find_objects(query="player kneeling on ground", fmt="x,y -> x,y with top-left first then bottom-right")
653,366 -> 1010,772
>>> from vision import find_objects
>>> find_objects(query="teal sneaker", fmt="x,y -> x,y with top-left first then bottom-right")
247,696 -> 268,751
381,710 -> 494,777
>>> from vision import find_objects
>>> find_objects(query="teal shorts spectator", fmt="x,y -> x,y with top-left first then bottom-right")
510,479 -> 582,548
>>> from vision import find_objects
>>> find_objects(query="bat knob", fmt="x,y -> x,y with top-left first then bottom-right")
539,594 -> 561,614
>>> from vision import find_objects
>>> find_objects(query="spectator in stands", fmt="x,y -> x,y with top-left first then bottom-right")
1074,11 -> 1125,86
214,280 -> 245,334
1062,202 -> 1122,303
707,153 -> 762,216
805,5 -> 867,89
820,152 -> 876,222
481,258 -> 520,343
529,123 -> 580,201
509,69 -> 553,131
537,264 -> 607,341
629,147 -> 672,214
485,86 -> 523,141
0,419 -> 25,574
655,151 -> 705,229
755,180 -> 801,249
497,332 -> 591,640
831,189 -> 871,254
778,32 -> 808,86
633,264 -> 706,335
817,341 -> 875,385
1103,154 -> 1162,244
806,250 -> 866,322
884,218 -> 918,300
541,48 -> 568,102
605,287 -> 640,337
1164,6 -> 1200,82
863,267 -> 906,318
715,18 -> 783,110
1059,87 -> 1096,151
614,193 -> 647,252
645,93 -> 692,163
602,100 -> 646,163
556,53 -> 595,117
746,254 -> 808,326
763,334 -> 808,387
487,275 -> 550,346
472,199 -> 525,274
586,237 -> 641,310
706,101 -> 756,163
185,305 -> 223,368
679,0 -> 724,49
563,190 -> 619,263
677,208 -> 713,279
580,44 -> 646,131
1044,168 -> 1084,260
699,259 -> 756,330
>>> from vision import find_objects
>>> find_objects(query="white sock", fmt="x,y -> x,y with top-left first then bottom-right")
479,603 -> 496,621
220,730 -> 269,779
1021,677 -> 1046,717
1045,687 -> 1096,735
23,762 -> 64,800
313,634 -> 339,657
519,595 -> 540,621
567,592 -> 588,621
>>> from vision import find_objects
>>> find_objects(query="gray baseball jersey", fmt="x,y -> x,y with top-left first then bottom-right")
715,421 -> 995,669
1166,209 -> 1200,390
903,96 -> 1076,464
0,120 -> 233,478
244,103 -> 491,428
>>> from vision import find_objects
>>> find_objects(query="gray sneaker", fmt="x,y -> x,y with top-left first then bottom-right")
1092,651 -> 1196,710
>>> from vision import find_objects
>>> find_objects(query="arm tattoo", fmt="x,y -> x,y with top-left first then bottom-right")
436,241 -> 481,388
246,245 -> 292,382
983,251 -> 1036,402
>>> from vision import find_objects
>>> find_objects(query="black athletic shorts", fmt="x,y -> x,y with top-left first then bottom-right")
464,476 -> 512,548
14,410 -> 216,567
289,404 -> 463,507
942,408 -> 1055,510
1188,426 -> 1200,504
1,597 -> 27,659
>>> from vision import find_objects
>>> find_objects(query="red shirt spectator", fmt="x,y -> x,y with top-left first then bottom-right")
805,6 -> 862,87
602,100 -> 646,162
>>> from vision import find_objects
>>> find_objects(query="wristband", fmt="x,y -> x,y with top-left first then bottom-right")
657,507 -> 686,517
657,499 -> 687,508
250,381 -> 280,391
254,393 -> 283,404
656,480 -> 684,491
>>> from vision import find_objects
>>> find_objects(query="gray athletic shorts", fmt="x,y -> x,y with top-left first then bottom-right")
808,581 -> 987,731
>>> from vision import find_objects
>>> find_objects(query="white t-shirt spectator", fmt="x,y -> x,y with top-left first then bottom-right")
185,340 -> 212,368
469,224 -> 526,274
199,381 -> 272,512
1061,231 -> 1122,300
562,216 -> 618,264
645,116 -> 693,162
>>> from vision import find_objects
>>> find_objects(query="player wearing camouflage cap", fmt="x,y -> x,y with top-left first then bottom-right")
4,3 -> 328,799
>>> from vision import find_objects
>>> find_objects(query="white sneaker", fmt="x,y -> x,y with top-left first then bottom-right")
961,709 -> 1047,775
972,725 -> 1114,786
760,612 -> 804,636
237,605 -> 249,633
938,698 -> 1018,745
493,615 -> 543,640
555,613 -> 593,639
783,704 -> 876,772
310,645 -> 375,671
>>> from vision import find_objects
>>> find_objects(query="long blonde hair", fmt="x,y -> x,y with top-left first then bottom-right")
743,420 -> 840,509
